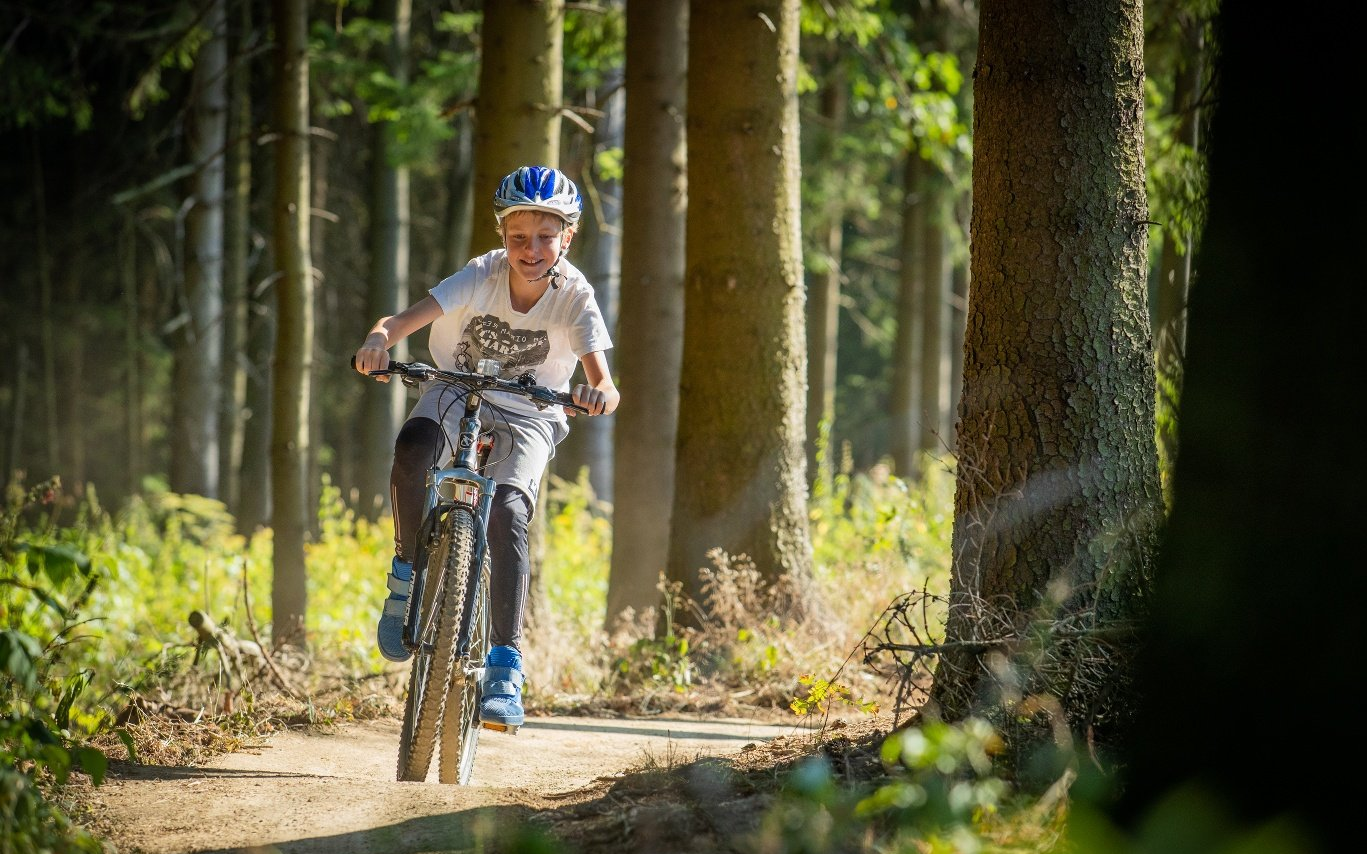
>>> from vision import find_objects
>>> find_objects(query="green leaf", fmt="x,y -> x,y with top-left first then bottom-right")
72,746 -> 108,786
0,629 -> 43,690
115,728 -> 140,765
55,670 -> 94,730
20,542 -> 91,585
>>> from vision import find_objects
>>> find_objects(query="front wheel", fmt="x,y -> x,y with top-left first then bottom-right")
438,549 -> 489,784
395,507 -> 467,782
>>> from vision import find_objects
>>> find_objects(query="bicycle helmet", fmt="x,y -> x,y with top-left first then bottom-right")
493,165 -> 582,226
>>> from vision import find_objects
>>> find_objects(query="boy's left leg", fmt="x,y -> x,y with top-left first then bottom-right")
481,484 -> 532,727
477,410 -> 563,728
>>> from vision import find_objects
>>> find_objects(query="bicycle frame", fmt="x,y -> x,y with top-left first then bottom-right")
404,388 -> 495,664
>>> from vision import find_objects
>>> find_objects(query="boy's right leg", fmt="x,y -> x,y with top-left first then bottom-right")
377,416 -> 444,663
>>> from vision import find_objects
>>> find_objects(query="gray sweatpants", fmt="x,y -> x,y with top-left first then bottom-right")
390,381 -> 569,651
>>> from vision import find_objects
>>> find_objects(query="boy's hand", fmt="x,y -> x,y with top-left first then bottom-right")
568,383 -> 607,416
354,339 -> 392,382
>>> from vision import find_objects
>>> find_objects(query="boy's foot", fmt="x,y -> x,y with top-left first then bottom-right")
479,645 -> 525,727
376,558 -> 413,663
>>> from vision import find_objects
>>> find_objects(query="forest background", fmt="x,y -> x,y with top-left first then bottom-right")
1,1 -> 1358,853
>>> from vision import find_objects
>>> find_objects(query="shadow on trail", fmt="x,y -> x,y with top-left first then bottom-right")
189,804 -> 547,854
525,716 -> 811,742
104,762 -> 323,783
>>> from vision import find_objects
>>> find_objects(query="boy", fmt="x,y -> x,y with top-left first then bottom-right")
353,165 -> 619,727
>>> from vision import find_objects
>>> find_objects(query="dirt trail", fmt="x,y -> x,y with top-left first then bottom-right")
83,713 -> 814,854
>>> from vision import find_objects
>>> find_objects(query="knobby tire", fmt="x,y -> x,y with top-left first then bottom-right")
437,533 -> 489,785
395,507 -> 470,782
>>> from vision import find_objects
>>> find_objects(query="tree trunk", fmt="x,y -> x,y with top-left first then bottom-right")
441,112 -> 475,280
471,0 -> 564,629
270,0 -> 315,649
948,192 -> 970,451
805,61 -> 845,495
667,0 -> 812,623
605,0 -> 687,633
172,0 -> 227,498
358,0 -> 413,519
918,165 -> 950,455
471,0 -> 564,255
888,150 -> 925,481
554,62 -> 622,503
221,0 -> 255,518
32,132 -> 60,480
930,0 -> 1162,759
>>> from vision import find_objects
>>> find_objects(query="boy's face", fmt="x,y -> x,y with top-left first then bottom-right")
501,211 -> 572,283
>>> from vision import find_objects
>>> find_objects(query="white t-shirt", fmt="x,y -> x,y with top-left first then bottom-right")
426,249 -> 612,422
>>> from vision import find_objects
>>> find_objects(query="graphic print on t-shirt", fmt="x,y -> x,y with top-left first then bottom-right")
454,314 -> 550,379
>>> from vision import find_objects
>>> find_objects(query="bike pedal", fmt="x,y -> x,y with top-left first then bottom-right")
481,722 -> 520,735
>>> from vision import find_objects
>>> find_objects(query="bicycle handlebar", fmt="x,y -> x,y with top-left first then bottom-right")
351,356 -> 588,414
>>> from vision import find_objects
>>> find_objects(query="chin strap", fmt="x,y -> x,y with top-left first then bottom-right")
528,247 -> 568,288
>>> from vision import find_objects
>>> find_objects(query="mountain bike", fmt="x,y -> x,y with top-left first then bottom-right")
355,357 -> 585,784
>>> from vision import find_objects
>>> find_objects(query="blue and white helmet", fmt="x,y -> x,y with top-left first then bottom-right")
493,165 -> 582,225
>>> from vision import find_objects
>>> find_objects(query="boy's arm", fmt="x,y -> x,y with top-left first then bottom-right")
353,295 -> 443,380
570,350 -> 620,417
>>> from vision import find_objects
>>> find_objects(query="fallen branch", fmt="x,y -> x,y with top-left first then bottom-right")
239,571 -> 306,702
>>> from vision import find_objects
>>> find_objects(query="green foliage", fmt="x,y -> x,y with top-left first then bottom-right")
1,478 -> 111,853
790,675 -> 878,717
540,469 -> 613,642
310,8 -> 480,167
864,719 -> 1009,832
809,449 -> 953,597
749,718 -> 1019,854
564,2 -> 626,90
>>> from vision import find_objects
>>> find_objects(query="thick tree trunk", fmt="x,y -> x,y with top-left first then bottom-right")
1117,10 -> 1359,847
471,0 -> 564,254
270,0 -> 315,649
605,0 -> 687,632
667,0 -> 812,623
930,0 -> 1162,755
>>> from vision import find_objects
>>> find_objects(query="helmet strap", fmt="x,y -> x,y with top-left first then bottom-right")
529,247 -> 567,288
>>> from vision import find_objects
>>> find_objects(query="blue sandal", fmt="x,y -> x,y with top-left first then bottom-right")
480,645 -> 525,727
376,558 -> 413,663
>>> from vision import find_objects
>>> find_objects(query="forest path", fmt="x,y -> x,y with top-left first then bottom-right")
83,713 -> 811,854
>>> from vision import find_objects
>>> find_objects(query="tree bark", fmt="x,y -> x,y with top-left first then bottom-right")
929,0 -> 1162,757
805,60 -> 845,495
172,0 -> 227,498
359,0 -> 413,519
471,0 -> 564,254
889,150 -> 925,481
918,165 -> 950,455
270,0 -> 315,649
605,0 -> 687,633
667,0 -> 812,624
221,0 -> 255,519
1116,10 -> 1360,849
